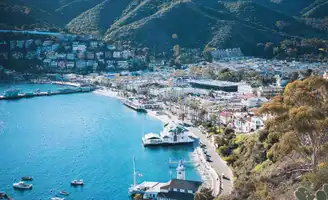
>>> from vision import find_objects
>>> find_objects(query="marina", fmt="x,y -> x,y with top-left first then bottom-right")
0,84 -> 200,200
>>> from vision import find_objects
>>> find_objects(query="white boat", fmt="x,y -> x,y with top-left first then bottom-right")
13,181 -> 32,190
51,198 -> 65,200
142,123 -> 196,146
70,180 -> 83,186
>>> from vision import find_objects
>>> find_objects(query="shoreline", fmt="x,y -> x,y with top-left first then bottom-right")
93,88 -> 222,195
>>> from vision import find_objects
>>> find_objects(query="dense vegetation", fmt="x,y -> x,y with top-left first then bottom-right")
215,76 -> 328,200
1,0 -> 328,58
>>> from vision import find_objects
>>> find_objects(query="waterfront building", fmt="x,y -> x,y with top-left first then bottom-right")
129,160 -> 202,200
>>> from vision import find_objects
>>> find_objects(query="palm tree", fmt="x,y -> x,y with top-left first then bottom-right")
199,107 -> 207,123
217,105 -> 222,131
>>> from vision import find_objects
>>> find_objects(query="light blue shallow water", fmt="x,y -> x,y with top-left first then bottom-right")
0,84 -> 200,200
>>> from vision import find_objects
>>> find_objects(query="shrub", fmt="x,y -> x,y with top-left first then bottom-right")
215,136 -> 226,147
258,129 -> 269,142
219,145 -> 231,157
267,132 -> 280,145
266,150 -> 275,162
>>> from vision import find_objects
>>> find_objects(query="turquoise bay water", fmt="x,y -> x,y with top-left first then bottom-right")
0,84 -> 200,199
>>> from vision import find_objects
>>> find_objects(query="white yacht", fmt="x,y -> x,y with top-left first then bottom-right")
142,123 -> 196,146
13,181 -> 32,190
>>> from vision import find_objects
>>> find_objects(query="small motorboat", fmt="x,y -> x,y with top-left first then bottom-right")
13,181 -> 32,190
21,176 -> 33,181
59,191 -> 69,196
70,180 -> 83,186
51,198 -> 65,200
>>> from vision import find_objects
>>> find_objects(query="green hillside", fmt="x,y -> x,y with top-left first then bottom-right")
0,0 -> 327,57
66,0 -> 132,35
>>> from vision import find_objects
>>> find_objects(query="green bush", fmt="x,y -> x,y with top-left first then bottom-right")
266,150 -> 275,162
258,129 -> 269,142
219,145 -> 231,157
267,132 -> 280,145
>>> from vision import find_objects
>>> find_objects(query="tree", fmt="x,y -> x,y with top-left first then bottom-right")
258,76 -> 328,172
194,187 -> 215,200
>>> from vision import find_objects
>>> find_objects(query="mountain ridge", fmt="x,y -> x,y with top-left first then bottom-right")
1,0 -> 327,57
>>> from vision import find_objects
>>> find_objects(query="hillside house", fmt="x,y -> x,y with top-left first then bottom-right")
50,61 -> 57,68
107,45 -> 116,50
118,61 -> 129,69
86,52 -> 94,59
113,51 -> 121,58
122,50 -> 133,59
16,40 -> 24,48
96,52 -> 104,60
67,53 -> 75,60
43,40 -> 53,46
76,60 -> 86,69
25,40 -> 33,48
66,61 -> 75,69
89,41 -> 98,49
241,97 -> 268,108
105,51 -> 112,59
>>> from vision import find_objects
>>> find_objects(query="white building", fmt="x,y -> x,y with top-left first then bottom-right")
113,51 -> 122,58
242,97 -> 268,108
257,86 -> 284,97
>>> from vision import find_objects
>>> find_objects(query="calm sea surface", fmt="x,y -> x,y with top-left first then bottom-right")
0,84 -> 200,200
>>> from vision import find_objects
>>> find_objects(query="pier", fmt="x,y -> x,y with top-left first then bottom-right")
0,87 -> 95,100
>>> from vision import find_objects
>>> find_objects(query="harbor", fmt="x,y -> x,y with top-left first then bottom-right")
0,84 -> 200,200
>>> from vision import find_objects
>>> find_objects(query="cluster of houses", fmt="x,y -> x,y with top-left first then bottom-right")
0,38 -> 146,71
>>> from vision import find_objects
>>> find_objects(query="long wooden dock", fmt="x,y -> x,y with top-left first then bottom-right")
0,87 -> 95,100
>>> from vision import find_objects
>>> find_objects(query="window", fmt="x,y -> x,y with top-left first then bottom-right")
173,188 -> 178,192
188,190 -> 193,193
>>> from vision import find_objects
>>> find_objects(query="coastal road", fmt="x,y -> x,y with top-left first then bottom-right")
189,127 -> 234,195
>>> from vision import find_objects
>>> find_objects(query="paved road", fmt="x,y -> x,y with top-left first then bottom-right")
190,127 -> 234,195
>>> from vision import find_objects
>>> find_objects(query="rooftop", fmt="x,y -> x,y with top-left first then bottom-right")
160,179 -> 202,191
189,80 -> 238,87
157,191 -> 195,200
